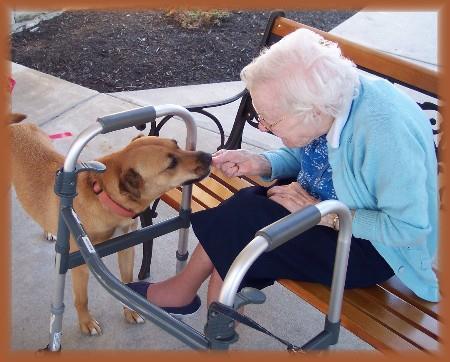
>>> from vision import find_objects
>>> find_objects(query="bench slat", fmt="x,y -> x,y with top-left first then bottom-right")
342,288 -> 439,351
242,175 -> 276,188
191,184 -> 222,209
161,189 -> 205,213
209,168 -> 253,192
380,277 -> 439,319
197,176 -> 236,201
350,287 -> 439,340
271,17 -> 438,96
278,279 -> 423,352
196,172 -> 275,207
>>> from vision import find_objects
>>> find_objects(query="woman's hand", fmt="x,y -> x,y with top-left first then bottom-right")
267,182 -> 319,213
212,149 -> 272,178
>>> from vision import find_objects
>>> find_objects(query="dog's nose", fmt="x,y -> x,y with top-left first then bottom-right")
198,152 -> 212,167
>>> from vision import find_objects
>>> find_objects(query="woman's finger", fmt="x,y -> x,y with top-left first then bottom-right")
269,194 -> 301,213
222,162 -> 237,177
269,186 -> 317,211
267,185 -> 284,197
287,182 -> 318,203
212,149 -> 227,157
269,184 -> 302,199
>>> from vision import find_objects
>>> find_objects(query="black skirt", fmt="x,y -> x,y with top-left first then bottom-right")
190,186 -> 394,291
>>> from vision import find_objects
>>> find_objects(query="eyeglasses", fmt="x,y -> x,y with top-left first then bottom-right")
255,113 -> 285,133
252,101 -> 285,133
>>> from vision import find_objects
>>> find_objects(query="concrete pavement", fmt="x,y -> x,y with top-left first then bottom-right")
331,11 -> 438,70
9,10 -> 437,351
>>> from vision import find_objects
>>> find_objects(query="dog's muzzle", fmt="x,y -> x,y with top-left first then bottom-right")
182,152 -> 212,186
198,152 -> 212,168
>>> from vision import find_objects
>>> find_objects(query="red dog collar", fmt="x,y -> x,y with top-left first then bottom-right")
92,181 -> 136,218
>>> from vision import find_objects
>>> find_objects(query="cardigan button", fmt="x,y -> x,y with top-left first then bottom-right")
398,266 -> 405,274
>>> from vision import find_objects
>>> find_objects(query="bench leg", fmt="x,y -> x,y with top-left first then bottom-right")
138,200 -> 160,280
138,240 -> 154,280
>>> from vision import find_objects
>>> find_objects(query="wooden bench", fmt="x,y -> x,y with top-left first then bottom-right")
142,12 -> 441,353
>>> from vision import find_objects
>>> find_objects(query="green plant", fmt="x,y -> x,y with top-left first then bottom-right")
165,9 -> 230,29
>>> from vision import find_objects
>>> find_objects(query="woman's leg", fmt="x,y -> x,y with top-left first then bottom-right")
207,269 -> 224,307
146,243 -> 214,307
208,269 -> 245,320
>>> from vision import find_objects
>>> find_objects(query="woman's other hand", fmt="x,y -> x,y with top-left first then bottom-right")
267,182 -> 318,213
212,149 -> 271,178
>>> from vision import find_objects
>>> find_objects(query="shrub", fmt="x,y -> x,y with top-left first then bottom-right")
165,9 -> 230,29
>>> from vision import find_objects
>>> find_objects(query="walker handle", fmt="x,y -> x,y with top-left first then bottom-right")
256,205 -> 321,251
219,200 -> 352,325
63,104 -> 197,173
97,106 -> 157,134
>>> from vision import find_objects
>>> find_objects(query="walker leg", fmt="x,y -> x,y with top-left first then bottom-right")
46,214 -> 70,351
48,265 -> 66,351
176,227 -> 189,273
176,184 -> 193,273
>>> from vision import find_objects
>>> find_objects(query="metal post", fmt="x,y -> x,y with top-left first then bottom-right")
47,197 -> 73,351
154,105 -> 198,273
47,255 -> 66,351
219,236 -> 269,307
315,200 -> 352,324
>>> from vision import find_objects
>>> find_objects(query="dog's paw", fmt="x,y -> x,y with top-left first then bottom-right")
123,307 -> 145,324
44,231 -> 57,241
79,318 -> 102,336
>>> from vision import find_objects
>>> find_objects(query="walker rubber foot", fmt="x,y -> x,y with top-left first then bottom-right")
36,344 -> 62,354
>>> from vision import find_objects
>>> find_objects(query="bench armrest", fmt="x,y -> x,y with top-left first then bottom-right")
147,88 -> 255,150
186,89 -> 247,111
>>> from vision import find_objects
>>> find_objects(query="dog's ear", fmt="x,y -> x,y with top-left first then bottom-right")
9,113 -> 27,124
119,168 -> 143,201
131,134 -> 145,142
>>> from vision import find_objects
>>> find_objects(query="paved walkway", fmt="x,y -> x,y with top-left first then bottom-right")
9,11 -> 437,351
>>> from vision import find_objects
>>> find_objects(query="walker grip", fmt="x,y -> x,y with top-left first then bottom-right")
256,205 -> 321,251
97,105 -> 157,133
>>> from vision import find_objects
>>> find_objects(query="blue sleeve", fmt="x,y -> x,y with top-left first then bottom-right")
260,147 -> 302,181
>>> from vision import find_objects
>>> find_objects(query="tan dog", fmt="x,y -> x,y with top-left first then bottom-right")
9,114 -> 211,335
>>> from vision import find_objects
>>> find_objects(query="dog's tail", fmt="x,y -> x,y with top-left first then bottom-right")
9,113 -> 27,124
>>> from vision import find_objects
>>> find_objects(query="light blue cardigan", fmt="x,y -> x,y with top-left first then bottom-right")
263,75 -> 439,302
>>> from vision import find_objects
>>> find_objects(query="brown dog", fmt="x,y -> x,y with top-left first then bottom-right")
9,114 -> 211,335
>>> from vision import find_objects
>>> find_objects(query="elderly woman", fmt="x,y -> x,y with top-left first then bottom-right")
128,28 -> 439,315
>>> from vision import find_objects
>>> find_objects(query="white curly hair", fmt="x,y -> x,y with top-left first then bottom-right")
240,28 -> 360,124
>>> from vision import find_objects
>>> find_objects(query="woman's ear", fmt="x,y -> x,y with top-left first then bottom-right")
119,168 -> 143,201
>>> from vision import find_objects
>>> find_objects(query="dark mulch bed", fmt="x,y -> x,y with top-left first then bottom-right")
11,10 -> 356,92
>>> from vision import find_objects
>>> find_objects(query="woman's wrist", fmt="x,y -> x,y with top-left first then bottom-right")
257,154 -> 272,178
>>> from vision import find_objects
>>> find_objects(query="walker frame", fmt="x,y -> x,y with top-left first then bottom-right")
44,104 -> 353,352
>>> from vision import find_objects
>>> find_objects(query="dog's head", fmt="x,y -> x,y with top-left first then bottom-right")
94,135 -> 211,213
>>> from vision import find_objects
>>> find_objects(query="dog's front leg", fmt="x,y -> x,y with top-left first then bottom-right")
118,222 -> 145,324
71,264 -> 102,335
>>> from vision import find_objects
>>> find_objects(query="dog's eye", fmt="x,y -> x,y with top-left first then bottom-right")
167,155 -> 178,170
